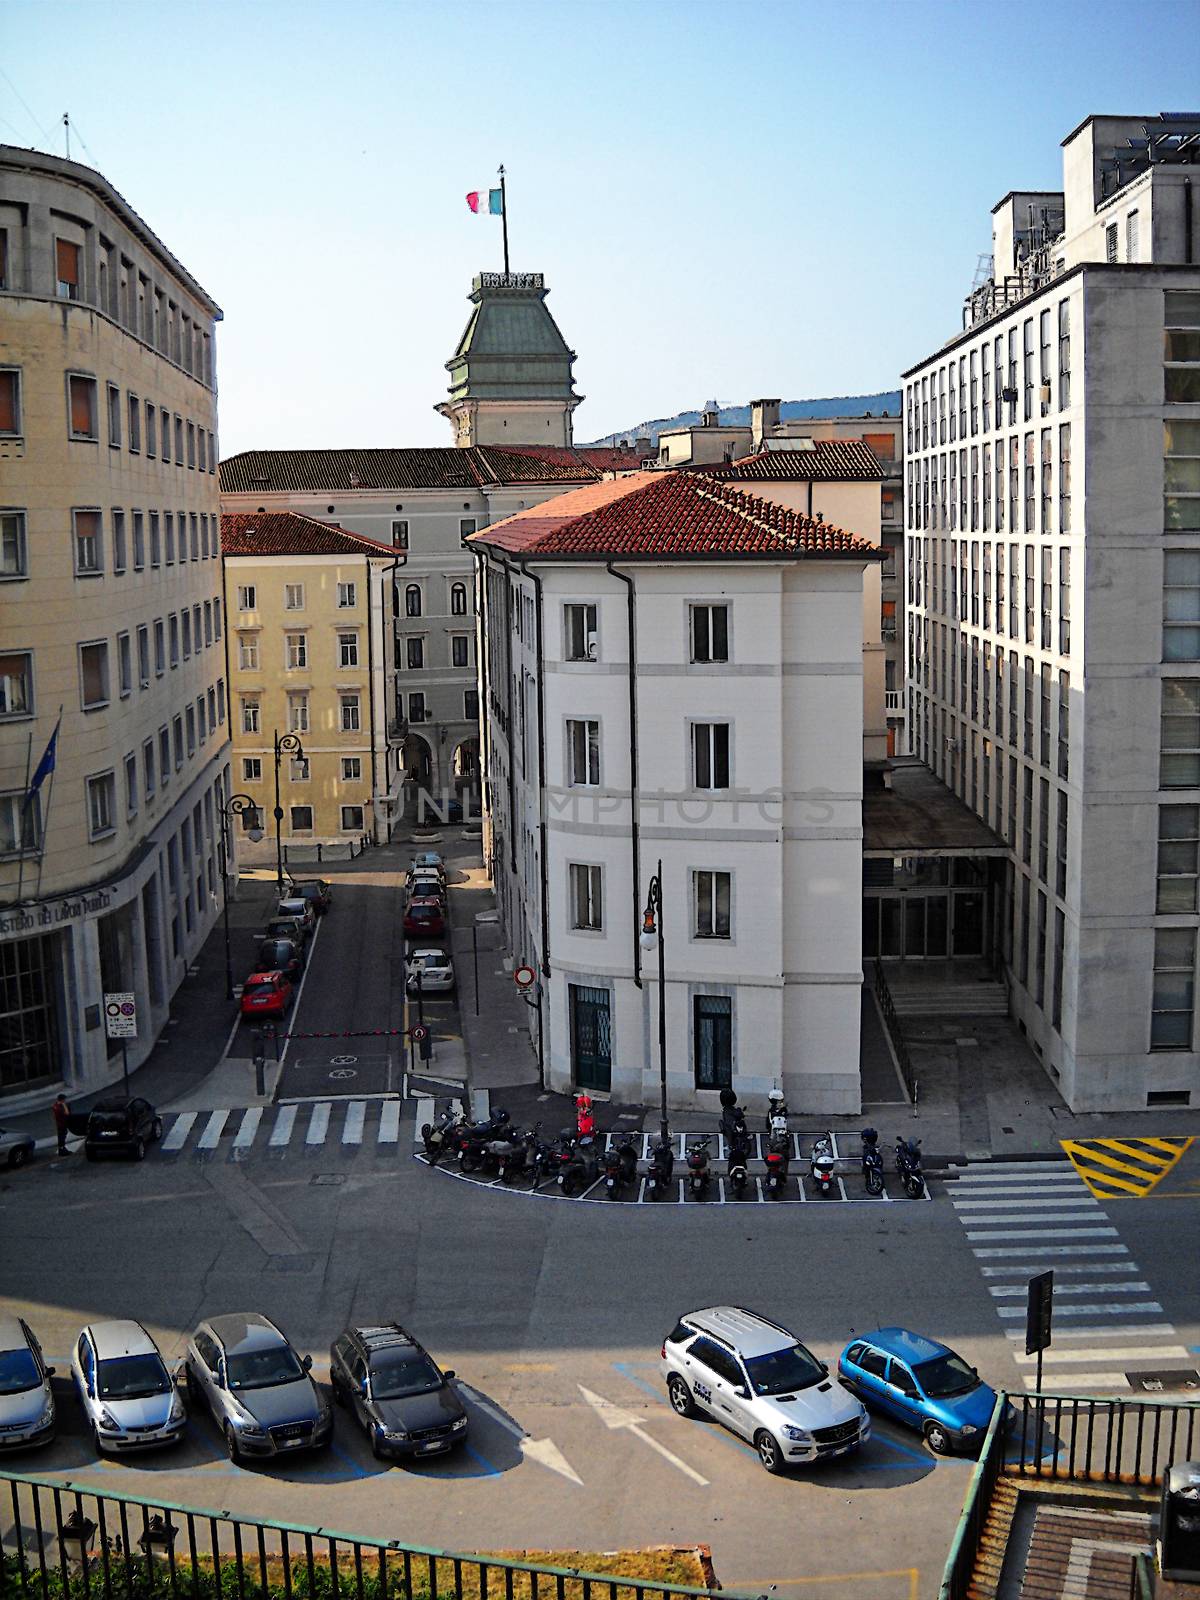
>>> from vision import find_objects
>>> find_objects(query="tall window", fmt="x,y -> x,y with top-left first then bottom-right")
236,584 -> 256,610
290,806 -> 313,832
692,723 -> 730,789
86,772 -> 115,838
285,633 -> 307,670
73,510 -> 102,575
408,691 -> 426,722
145,402 -> 157,458
0,651 -> 33,719
451,635 -> 469,668
1161,680 -> 1200,787
0,368 -> 19,440
569,863 -> 603,930
459,517 -> 476,538
288,693 -> 309,734
1165,291 -> 1200,403
68,375 -> 97,440
117,631 -> 132,697
392,519 -> 409,549
284,583 -> 305,611
338,631 -> 359,668
693,870 -> 731,939
566,719 -> 600,786
1105,222 -> 1119,263
564,603 -> 598,661
238,634 -> 259,670
450,581 -> 467,615
0,510 -> 26,581
694,994 -> 733,1089
1164,550 -> 1200,661
1157,805 -> 1199,913
241,698 -> 260,734
337,581 -> 357,608
55,238 -> 81,299
1151,928 -> 1196,1049
339,693 -> 361,732
691,603 -> 729,663
406,637 -> 424,670
1165,420 -> 1200,531
405,584 -> 422,617
1058,672 -> 1070,779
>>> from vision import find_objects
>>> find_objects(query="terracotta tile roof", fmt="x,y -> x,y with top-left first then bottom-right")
219,444 -> 612,495
703,440 -> 887,482
505,443 -> 648,473
220,510 -> 398,558
467,471 -> 883,562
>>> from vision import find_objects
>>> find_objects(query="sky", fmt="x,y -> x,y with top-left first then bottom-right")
4,0 -> 1199,455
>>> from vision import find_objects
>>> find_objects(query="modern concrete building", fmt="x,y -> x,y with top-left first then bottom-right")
903,111 -> 1200,1111
220,512 -> 400,851
0,145 -> 228,1107
469,470 -> 883,1113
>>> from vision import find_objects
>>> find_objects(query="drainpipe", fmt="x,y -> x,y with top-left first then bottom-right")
365,556 -> 379,838
493,551 -> 519,877
1186,177 -> 1194,266
605,562 -> 642,989
520,561 -> 552,983
472,549 -> 493,866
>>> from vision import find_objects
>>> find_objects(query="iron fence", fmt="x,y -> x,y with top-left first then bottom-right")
1,1470 -> 743,1600
871,958 -> 918,1103
937,1388 -> 1008,1600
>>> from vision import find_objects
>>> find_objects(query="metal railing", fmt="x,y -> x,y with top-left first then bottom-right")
1,1470 -> 742,1600
871,957 -> 918,1103
939,1392 -> 1199,1600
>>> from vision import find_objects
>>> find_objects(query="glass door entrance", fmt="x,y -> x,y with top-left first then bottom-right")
866,891 -> 986,960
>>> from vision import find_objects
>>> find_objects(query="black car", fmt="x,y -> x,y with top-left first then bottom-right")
256,936 -> 305,983
329,1325 -> 468,1460
287,879 -> 332,916
75,1097 -> 163,1162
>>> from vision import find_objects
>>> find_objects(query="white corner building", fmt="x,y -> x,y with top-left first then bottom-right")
469,470 -> 883,1113
903,112 -> 1200,1111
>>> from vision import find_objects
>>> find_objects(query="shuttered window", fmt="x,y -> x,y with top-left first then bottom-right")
55,238 -> 80,299
0,369 -> 19,434
68,375 -> 97,438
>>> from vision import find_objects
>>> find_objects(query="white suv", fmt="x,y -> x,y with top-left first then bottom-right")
661,1306 -> 869,1473
71,1321 -> 185,1454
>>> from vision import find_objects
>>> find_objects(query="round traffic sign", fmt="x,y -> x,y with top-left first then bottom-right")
410,1023 -> 429,1042
514,965 -> 536,991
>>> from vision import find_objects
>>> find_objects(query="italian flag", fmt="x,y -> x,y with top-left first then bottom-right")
466,188 -> 503,216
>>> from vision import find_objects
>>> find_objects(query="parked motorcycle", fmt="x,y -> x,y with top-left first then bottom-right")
860,1127 -> 885,1196
895,1135 -> 925,1199
420,1102 -> 465,1166
810,1134 -> 836,1196
602,1133 -> 639,1198
526,1128 -> 559,1188
686,1135 -> 713,1198
454,1107 -> 511,1172
556,1131 -> 600,1195
764,1089 -> 791,1196
490,1122 -> 532,1182
723,1101 -> 751,1194
646,1136 -> 675,1199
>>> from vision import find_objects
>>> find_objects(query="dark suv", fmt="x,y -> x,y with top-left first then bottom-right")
329,1325 -> 467,1460
256,936 -> 305,983
288,880 -> 332,916
76,1098 -> 163,1162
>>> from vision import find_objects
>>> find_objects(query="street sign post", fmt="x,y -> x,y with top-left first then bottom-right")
514,965 -> 535,991
1026,1270 -> 1054,1393
104,992 -> 137,1092
411,1022 -> 431,1062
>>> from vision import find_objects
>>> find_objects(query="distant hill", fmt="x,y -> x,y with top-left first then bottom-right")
586,393 -> 902,449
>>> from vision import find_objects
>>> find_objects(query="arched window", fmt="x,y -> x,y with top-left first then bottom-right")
450,582 -> 467,616
405,584 -> 422,618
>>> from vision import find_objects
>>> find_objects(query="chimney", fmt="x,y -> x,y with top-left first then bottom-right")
750,397 -> 781,451
701,399 -> 720,428
635,434 -> 651,455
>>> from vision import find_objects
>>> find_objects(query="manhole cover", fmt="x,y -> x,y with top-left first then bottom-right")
310,1174 -> 346,1187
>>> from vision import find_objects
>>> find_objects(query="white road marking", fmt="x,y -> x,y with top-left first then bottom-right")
973,1243 -> 1129,1257
342,1102 -> 365,1145
1006,1323 -> 1176,1341
1013,1345 -> 1193,1365
1021,1374 -> 1137,1391
961,1211 -> 1105,1226
162,1112 -> 197,1152
413,1096 -> 433,1148
460,1384 -> 583,1484
269,1105 -> 296,1147
965,1227 -> 1120,1240
233,1108 -> 262,1150
989,1281 -> 1151,1297
577,1385 -> 708,1487
958,1161 -> 1074,1175
278,916 -> 321,1068
378,1101 -> 400,1143
996,1301 -> 1163,1318
197,1110 -> 229,1151
306,1102 -> 331,1145
981,1263 -> 1141,1277
952,1196 -> 1102,1209
952,1183 -> 1089,1197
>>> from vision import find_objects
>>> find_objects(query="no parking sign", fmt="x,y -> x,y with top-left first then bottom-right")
103,992 -> 137,1039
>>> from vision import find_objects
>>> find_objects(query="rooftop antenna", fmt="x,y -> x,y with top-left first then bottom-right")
62,113 -> 70,160
498,163 -> 510,277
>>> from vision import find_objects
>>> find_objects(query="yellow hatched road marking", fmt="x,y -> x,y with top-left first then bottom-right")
1062,1137 -> 1195,1198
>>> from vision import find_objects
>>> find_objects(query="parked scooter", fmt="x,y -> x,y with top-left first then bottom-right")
490,1122 -> 532,1182
602,1133 -> 639,1198
420,1102 -> 465,1166
454,1107 -> 511,1172
895,1135 -> 925,1199
764,1089 -> 792,1196
646,1135 -> 675,1198
860,1127 -> 885,1196
722,1098 -> 751,1194
810,1134 -> 836,1197
556,1130 -> 600,1195
526,1127 -> 559,1188
686,1135 -> 713,1198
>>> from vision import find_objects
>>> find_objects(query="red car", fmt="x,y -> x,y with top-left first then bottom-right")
240,970 -> 294,1019
403,898 -> 446,938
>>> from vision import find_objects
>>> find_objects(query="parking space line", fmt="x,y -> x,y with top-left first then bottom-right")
413,1096 -> 433,1147
269,1105 -> 296,1147
717,1177 -> 726,1203
306,1102 -> 331,1145
197,1110 -> 228,1151
342,1101 -> 365,1145
378,1101 -> 400,1143
637,1177 -> 646,1202
233,1108 -> 262,1150
755,1177 -> 764,1202
162,1112 -> 196,1152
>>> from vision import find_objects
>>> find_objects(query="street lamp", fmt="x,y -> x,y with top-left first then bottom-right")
273,729 -> 305,893
218,793 -> 263,1000
640,858 -> 669,1147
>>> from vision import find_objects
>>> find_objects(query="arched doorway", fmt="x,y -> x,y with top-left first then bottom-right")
452,737 -> 480,791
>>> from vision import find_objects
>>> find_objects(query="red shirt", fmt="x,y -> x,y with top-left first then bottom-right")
52,1101 -> 69,1129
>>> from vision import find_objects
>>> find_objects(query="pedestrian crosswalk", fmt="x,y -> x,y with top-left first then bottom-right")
154,1100 -> 402,1159
950,1159 -> 1187,1394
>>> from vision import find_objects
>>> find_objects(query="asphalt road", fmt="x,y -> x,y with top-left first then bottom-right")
2,851 -> 1198,1600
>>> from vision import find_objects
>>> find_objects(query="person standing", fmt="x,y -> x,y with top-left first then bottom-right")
51,1093 -> 70,1156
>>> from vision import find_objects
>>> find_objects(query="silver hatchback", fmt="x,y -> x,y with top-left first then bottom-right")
0,1318 -> 55,1450
661,1306 -> 869,1473
70,1321 -> 185,1453
184,1313 -> 332,1463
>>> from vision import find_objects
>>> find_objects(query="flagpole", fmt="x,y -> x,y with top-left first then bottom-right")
32,706 -> 63,903
13,728 -> 33,905
498,163 -> 510,277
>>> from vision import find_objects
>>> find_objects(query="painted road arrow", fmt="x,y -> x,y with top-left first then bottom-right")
577,1384 -> 709,1486
461,1385 -> 583,1484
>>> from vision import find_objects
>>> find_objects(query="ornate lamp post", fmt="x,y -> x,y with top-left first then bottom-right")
639,859 -> 669,1147
218,792 -> 263,999
273,729 -> 305,893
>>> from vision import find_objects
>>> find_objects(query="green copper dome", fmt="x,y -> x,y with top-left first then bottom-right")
445,273 -> 579,403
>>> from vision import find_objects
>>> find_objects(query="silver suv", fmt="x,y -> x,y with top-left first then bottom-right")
184,1313 -> 331,1463
661,1306 -> 869,1473
70,1321 -> 185,1453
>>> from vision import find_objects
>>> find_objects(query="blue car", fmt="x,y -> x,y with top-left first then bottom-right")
837,1327 -> 998,1455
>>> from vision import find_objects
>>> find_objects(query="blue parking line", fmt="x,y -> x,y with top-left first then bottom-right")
462,1443 -> 502,1477
328,1440 -> 369,1480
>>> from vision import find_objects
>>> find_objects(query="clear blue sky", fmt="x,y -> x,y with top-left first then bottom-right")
4,0 -> 1198,454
